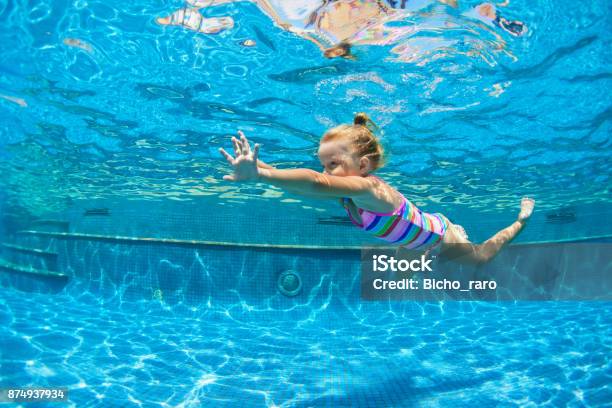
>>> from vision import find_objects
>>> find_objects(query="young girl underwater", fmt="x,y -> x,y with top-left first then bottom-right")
219,113 -> 535,265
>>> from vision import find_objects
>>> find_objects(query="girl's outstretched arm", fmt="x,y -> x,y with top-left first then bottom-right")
220,131 -> 374,199
257,167 -> 373,198
256,159 -> 275,169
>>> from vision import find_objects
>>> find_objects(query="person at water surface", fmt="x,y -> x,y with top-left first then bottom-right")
219,113 -> 535,265
156,0 -> 527,58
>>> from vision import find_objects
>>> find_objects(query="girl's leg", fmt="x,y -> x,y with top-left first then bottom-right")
440,197 -> 535,265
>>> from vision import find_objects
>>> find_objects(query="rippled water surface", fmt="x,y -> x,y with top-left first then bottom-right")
0,0 -> 610,219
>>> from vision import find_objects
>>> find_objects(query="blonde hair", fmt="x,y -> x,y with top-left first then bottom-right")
321,113 -> 385,171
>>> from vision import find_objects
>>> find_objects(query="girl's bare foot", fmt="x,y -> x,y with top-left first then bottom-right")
518,197 -> 535,223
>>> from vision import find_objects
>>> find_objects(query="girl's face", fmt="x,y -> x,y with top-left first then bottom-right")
318,139 -> 368,177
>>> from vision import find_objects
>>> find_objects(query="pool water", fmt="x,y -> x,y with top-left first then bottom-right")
0,0 -> 611,406
1,285 -> 610,407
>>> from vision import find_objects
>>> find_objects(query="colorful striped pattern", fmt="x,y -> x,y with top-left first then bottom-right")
342,196 -> 448,250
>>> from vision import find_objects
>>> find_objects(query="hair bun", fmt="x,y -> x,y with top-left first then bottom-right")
353,112 -> 369,126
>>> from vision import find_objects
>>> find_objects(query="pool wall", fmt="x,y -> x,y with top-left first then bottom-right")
35,198 -> 612,246
2,231 -> 610,309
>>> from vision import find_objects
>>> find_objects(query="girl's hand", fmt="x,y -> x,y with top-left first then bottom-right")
219,131 -> 261,182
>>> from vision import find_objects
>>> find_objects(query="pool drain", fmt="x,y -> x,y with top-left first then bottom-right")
277,270 -> 302,297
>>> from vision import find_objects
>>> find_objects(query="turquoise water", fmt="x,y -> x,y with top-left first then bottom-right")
1,286 -> 610,407
0,0 -> 611,406
0,0 -> 609,220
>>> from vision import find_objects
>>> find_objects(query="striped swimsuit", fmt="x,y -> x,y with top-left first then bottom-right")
341,194 -> 448,250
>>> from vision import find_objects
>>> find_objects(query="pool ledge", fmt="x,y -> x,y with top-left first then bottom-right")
16,230 -> 612,251
1,242 -> 58,257
0,258 -> 68,280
